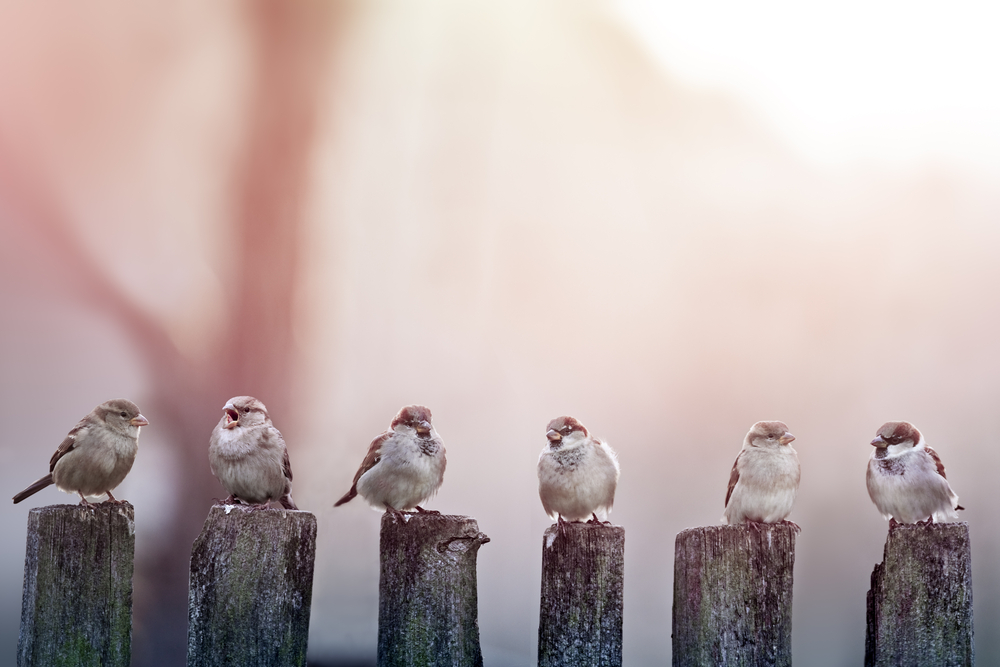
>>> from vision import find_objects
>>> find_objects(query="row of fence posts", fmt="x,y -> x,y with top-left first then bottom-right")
16,503 -> 973,666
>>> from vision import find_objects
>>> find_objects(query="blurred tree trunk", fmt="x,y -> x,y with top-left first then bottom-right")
0,2 -> 337,665
137,3 -> 337,664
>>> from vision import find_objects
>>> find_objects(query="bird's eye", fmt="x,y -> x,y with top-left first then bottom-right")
120,411 -> 128,418
243,407 -> 250,413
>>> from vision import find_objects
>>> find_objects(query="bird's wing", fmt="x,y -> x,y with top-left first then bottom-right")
334,431 -> 391,506
282,447 -> 293,482
352,432 -> 389,486
48,420 -> 88,472
924,446 -> 948,479
724,451 -> 742,508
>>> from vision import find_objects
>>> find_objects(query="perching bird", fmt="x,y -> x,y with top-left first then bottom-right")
335,405 -> 446,513
13,399 -> 148,506
867,421 -> 963,524
209,396 -> 297,510
723,421 -> 800,525
537,416 -> 620,523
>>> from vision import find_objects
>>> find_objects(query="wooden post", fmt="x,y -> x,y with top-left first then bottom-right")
18,503 -> 135,667
537,522 -> 625,667
187,505 -> 317,667
672,523 -> 797,667
865,522 -> 974,667
377,512 -> 490,667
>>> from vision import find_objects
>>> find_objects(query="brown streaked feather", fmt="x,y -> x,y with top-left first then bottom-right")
282,448 -> 293,482
48,432 -> 80,472
334,431 -> 390,506
724,452 -> 742,507
925,446 -> 948,479
925,446 -> 965,510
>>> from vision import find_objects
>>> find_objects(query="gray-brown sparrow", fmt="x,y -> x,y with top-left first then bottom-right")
723,421 -> 800,524
13,398 -> 148,506
209,396 -> 297,510
537,416 -> 620,523
334,405 -> 446,512
867,421 -> 963,524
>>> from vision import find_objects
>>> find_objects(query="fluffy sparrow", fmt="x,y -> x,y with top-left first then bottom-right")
537,416 -> 620,523
334,405 -> 446,513
867,421 -> 963,524
209,396 -> 297,510
13,399 -> 148,506
723,421 -> 800,525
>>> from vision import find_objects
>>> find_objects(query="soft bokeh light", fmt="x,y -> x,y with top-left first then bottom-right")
0,2 -> 998,666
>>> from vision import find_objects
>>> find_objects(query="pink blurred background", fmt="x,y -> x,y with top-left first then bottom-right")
1,1 -> 998,665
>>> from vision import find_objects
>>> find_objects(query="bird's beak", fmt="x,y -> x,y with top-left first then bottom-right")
131,414 -> 149,427
871,435 -> 887,448
779,432 -> 795,445
416,421 -> 431,436
224,405 -> 239,429
546,429 -> 561,442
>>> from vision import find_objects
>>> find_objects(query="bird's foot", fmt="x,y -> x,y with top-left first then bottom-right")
102,491 -> 128,505
384,505 -> 407,521
77,494 -> 96,508
414,506 -> 441,515
889,517 -> 899,528
780,519 -> 801,532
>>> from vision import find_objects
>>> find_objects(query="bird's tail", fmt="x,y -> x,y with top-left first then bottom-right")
333,487 -> 357,507
13,474 -> 54,504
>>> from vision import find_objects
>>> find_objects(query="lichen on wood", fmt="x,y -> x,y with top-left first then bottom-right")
187,505 -> 317,667
377,512 -> 490,667
672,523 -> 797,667
18,502 -> 136,667
865,521 -> 973,667
537,521 -> 625,667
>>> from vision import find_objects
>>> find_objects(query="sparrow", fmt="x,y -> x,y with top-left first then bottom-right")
867,421 -> 963,524
334,405 -> 446,513
537,416 -> 620,523
723,421 -> 800,525
209,396 -> 297,510
13,399 -> 148,506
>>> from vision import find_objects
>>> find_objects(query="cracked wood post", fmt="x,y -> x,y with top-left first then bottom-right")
187,505 -> 317,667
18,502 -> 135,667
672,523 -> 797,667
378,512 -> 490,667
537,522 -> 625,667
865,522 -> 974,667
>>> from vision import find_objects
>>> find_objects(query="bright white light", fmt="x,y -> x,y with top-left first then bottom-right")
613,0 -> 1000,170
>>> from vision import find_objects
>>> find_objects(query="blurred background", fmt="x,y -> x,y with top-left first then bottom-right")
1,1 -> 998,665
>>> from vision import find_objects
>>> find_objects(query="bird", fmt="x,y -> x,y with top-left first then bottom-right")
334,405 -> 446,513
537,416 -> 620,524
867,421 -> 963,524
209,396 -> 297,510
13,399 -> 148,506
723,421 -> 800,525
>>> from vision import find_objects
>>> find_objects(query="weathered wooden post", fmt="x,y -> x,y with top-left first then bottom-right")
865,522 -> 974,667
187,505 -> 317,667
378,512 -> 490,667
672,523 -> 797,667
18,502 -> 135,667
537,522 -> 625,667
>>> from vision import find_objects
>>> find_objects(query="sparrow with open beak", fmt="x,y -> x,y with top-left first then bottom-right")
866,421 -> 963,524
334,405 -> 446,513
209,396 -> 297,509
723,421 -> 800,525
13,399 -> 148,506
537,416 -> 620,524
